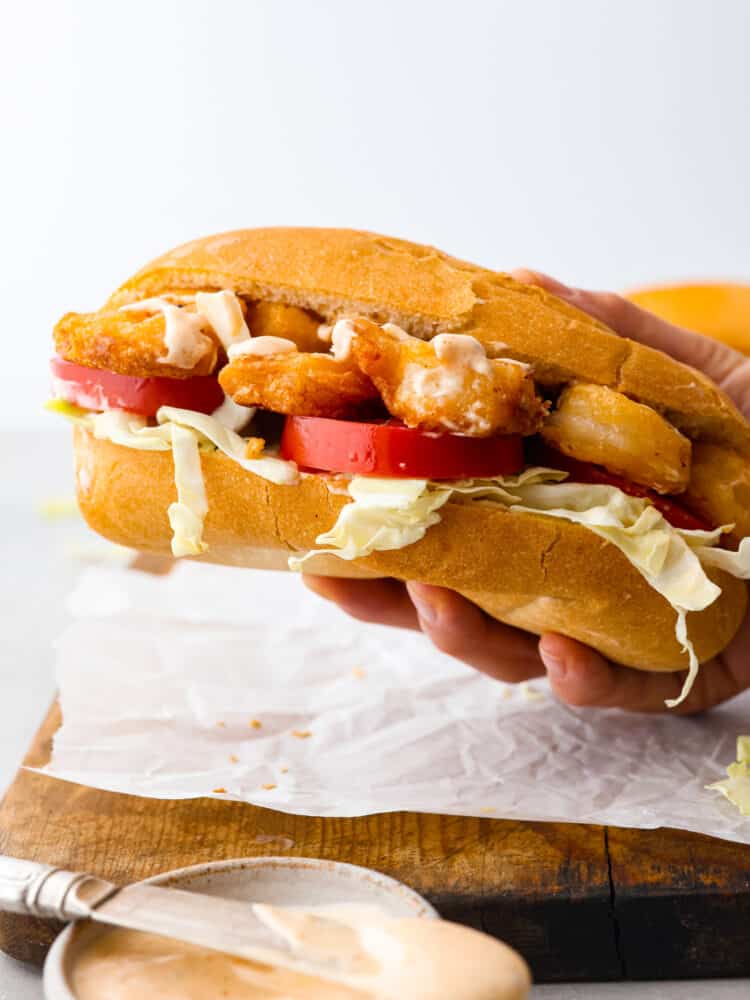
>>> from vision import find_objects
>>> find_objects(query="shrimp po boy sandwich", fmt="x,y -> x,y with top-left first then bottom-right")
49,228 -> 750,705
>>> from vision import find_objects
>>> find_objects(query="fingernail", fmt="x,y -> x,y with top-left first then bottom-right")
406,582 -> 437,626
540,646 -> 567,680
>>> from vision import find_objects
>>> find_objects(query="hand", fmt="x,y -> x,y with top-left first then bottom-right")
305,272 -> 750,714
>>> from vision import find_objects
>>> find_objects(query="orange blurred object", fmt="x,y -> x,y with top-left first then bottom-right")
627,283 -> 750,355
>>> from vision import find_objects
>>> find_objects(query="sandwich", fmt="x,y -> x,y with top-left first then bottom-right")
49,228 -> 750,706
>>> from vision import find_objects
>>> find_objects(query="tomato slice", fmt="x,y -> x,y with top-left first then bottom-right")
281,415 -> 524,479
535,444 -> 710,531
50,357 -> 225,417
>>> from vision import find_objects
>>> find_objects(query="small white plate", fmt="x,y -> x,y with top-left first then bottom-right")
44,856 -> 438,999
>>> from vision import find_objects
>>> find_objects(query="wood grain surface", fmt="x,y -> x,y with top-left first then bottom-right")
0,703 -> 748,982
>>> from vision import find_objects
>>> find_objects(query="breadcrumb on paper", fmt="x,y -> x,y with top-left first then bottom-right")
519,682 -> 545,702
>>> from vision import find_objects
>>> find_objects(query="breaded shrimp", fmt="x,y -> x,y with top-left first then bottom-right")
347,319 -> 546,437
541,383 -> 692,494
246,301 -> 324,353
219,342 -> 379,418
53,307 -> 217,379
683,442 -> 750,541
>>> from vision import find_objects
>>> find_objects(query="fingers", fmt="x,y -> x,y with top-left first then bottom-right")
720,357 -> 750,422
305,577 -> 748,712
511,268 -> 746,394
302,575 -> 420,630
538,633 -> 745,715
406,583 -> 544,683
305,576 -> 545,684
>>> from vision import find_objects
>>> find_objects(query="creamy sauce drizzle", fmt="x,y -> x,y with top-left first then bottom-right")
119,298 -> 212,369
70,903 -> 531,1000
330,319 -> 356,361
432,334 -> 492,376
228,336 -> 298,359
381,322 -> 410,340
195,290 -> 251,349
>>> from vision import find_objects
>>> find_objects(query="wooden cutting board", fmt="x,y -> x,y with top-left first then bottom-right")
1,702 -> 749,983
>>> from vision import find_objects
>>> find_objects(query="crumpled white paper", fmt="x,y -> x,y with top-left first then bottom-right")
40,562 -> 750,844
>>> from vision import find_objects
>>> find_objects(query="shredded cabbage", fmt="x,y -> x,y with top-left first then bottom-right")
706,736 -> 750,816
210,394 -> 256,432
293,468 -> 750,708
289,478 -> 451,569
44,398 -> 91,424
49,401 -> 297,558
168,423 -> 209,556
470,477 -> 724,709
36,496 -> 80,520
694,535 -> 750,577
157,407 -> 297,486
91,410 -> 172,450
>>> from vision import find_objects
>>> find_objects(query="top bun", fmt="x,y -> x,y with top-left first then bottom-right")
110,227 -> 750,452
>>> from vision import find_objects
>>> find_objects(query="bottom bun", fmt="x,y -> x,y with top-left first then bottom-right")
74,428 -> 747,672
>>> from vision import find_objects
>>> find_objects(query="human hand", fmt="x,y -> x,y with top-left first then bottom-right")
305,273 -> 750,713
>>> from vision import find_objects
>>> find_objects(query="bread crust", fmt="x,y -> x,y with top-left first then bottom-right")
106,227 -> 750,452
74,428 -> 747,673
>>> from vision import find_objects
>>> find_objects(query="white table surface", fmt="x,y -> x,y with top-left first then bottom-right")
1,428 -> 748,999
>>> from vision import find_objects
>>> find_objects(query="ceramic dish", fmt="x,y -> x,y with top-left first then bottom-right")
43,855 -> 438,998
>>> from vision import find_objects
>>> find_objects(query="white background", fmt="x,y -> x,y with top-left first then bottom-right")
2,0 -> 749,428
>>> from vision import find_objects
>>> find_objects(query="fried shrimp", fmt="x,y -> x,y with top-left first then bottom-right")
246,301 -> 323,353
53,307 -> 218,379
347,319 -> 546,437
219,341 -> 379,418
682,442 -> 750,542
541,383 -> 692,494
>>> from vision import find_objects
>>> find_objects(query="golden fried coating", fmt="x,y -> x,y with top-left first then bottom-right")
246,301 -> 323,353
542,383 -> 692,494
54,308 -> 218,379
348,319 -> 546,437
219,349 -> 379,418
683,443 -> 750,541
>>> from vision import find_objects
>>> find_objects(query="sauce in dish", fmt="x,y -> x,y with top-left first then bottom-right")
71,903 -> 531,999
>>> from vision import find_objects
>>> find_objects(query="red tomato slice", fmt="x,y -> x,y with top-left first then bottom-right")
535,444 -> 710,531
50,357 -> 225,417
281,415 -> 524,479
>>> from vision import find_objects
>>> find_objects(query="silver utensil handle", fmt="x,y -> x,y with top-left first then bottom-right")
0,856 -> 117,920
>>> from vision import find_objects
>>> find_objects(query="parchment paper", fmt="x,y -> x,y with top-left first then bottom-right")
40,562 -> 750,844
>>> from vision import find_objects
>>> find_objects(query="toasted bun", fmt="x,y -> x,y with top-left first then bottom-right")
109,227 -> 750,452
74,429 -> 747,673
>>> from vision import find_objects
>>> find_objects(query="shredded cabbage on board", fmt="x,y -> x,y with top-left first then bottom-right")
707,736 -> 750,816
